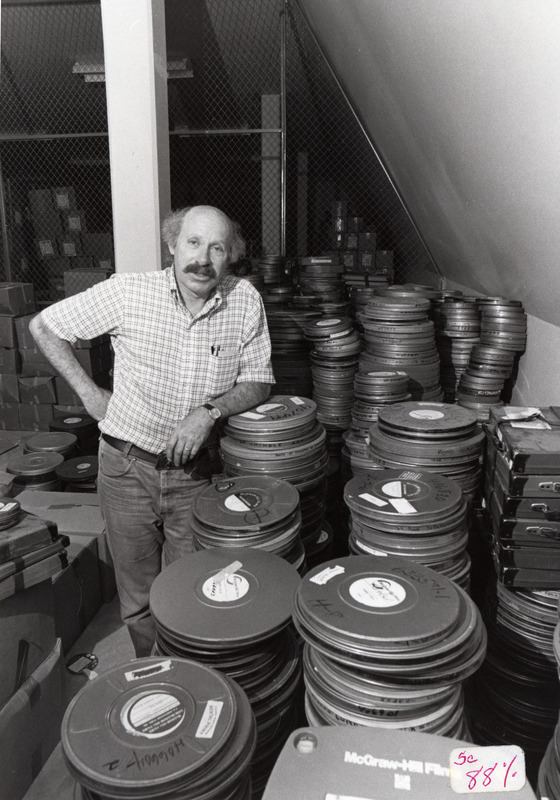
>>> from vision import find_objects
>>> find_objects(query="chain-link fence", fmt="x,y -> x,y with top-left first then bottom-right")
0,1 -> 112,306
1,0 -> 439,305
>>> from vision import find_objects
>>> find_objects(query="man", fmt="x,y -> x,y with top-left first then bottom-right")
30,205 -> 274,656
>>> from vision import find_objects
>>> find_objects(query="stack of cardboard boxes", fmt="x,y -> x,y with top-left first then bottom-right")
329,200 -> 395,279
0,281 -> 113,432
27,185 -> 114,302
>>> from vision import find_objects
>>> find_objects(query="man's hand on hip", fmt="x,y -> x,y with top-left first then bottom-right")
165,408 -> 215,466
82,387 -> 112,422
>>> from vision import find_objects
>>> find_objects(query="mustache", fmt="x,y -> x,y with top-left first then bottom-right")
182,262 -> 217,279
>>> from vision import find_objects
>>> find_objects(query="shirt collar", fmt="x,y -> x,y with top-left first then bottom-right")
167,266 -> 224,315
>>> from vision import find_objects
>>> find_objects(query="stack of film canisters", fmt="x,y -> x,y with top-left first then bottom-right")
341,369 -> 410,480
49,413 -> 99,455
296,255 -> 345,304
24,431 -> 77,458
0,496 -> 21,531
262,725 -> 538,800
344,469 -> 471,590
483,405 -> 560,588
222,397 -> 330,562
190,475 -> 305,570
304,316 -> 361,434
478,296 -> 527,353
358,293 -> 442,401
14,430 -> 97,493
149,548 -> 302,798
55,455 -> 98,492
293,554 -> 487,738
237,267 -> 265,292
377,283 -> 441,302
261,284 -> 294,307
257,254 -> 288,286
538,612 -> 560,800
367,401 -> 485,501
342,275 -> 387,324
433,296 -> 480,402
7,451 -> 66,492
469,579 -> 559,789
457,297 -> 527,420
0,503 -> 68,590
62,656 -> 256,800
264,306 -> 318,397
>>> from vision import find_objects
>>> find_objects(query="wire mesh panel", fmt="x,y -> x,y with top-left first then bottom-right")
165,0 -> 285,261
1,0 -> 438,300
164,0 -> 438,285
285,1 -> 438,284
0,0 -> 112,305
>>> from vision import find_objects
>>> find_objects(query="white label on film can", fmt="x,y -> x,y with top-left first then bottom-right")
349,578 -> 406,608
196,700 -> 224,739
310,565 -> 345,585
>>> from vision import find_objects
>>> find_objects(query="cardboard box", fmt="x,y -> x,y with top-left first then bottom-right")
28,189 -> 63,239
75,333 -> 110,350
46,257 -> 71,277
0,283 -> 35,316
358,231 -> 377,252
54,370 -> 111,405
0,316 -> 17,348
35,238 -> 57,260
19,346 -> 56,377
52,185 -> 77,210
65,255 -> 94,270
13,316 -> 35,350
347,216 -> 364,233
59,233 -> 83,257
359,251 -> 375,269
0,374 -> 19,403
60,209 -> 87,234
0,639 -> 62,800
341,251 -> 358,269
18,376 -> 57,405
18,403 -> 54,431
64,268 -> 112,298
0,578 -> 56,708
0,347 -> 21,374
375,250 -> 394,274
0,403 -> 21,430
74,343 -> 113,375
53,404 -> 88,418
15,490 -> 116,602
52,535 -> 102,653
82,231 -> 113,260
14,312 -> 38,349
343,232 -> 359,250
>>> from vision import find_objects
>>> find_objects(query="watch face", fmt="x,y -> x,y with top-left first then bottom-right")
205,404 -> 221,419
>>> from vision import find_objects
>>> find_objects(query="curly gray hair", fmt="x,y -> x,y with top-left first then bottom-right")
161,206 -> 246,263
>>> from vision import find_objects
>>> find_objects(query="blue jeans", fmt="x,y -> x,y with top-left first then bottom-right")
97,438 -> 211,657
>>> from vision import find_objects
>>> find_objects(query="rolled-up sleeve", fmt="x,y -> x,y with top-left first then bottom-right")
40,276 -> 125,344
237,292 -> 275,385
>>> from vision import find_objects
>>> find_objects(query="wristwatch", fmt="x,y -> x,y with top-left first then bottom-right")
203,402 -> 222,421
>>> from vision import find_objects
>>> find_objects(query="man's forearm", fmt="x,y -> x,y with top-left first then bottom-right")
209,381 -> 272,419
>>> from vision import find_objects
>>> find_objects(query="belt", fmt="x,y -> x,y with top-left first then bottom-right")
101,434 -> 160,465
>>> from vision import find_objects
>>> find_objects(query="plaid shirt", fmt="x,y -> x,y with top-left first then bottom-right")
41,268 -> 274,453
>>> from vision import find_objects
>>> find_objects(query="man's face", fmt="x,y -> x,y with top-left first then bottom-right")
171,206 -> 232,302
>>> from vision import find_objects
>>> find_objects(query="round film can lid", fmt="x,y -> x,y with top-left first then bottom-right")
25,432 -> 77,453
7,452 -> 65,477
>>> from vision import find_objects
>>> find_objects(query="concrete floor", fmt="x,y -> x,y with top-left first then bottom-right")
22,596 -> 135,800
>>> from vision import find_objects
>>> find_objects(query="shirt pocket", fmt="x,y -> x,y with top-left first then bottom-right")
208,345 -> 242,396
